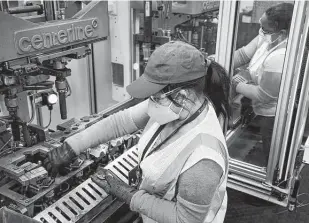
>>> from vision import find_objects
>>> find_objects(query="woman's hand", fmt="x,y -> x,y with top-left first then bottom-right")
91,168 -> 137,205
232,69 -> 252,94
238,69 -> 251,81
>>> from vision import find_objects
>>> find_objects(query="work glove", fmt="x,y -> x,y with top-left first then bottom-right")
44,141 -> 77,177
240,97 -> 254,126
232,74 -> 248,92
91,167 -> 137,205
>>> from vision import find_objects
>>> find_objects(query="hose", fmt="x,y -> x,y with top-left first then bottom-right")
44,109 -> 52,129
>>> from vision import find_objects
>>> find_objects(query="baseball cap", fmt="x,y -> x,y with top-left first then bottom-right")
126,41 -> 207,98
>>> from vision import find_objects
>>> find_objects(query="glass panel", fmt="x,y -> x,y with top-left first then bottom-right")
228,1 -> 295,167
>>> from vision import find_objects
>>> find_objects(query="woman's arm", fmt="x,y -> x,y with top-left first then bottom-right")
130,159 -> 223,223
234,36 -> 259,69
236,72 -> 280,103
236,50 -> 285,103
66,100 -> 150,155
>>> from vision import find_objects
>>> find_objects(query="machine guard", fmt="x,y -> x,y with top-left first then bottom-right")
217,0 -> 309,209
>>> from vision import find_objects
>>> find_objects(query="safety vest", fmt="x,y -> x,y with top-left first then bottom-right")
248,39 -> 287,85
137,105 -> 229,223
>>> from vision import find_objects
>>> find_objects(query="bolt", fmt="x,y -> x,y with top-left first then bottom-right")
83,118 -> 90,122
92,19 -> 98,28
96,173 -> 106,180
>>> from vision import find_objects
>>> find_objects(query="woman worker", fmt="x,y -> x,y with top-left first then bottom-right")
233,3 -> 294,162
47,41 -> 230,223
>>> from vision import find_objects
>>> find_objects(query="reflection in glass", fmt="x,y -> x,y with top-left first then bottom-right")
228,1 -> 294,167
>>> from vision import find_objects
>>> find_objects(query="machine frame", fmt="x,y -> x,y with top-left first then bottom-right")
218,0 -> 309,208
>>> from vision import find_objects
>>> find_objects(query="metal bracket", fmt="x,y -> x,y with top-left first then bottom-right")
262,181 -> 289,196
31,46 -> 91,64
39,66 -> 71,78
133,34 -> 171,45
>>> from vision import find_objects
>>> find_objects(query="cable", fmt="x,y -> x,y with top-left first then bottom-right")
65,79 -> 72,97
276,178 -> 291,188
44,109 -> 52,129
296,193 -> 309,206
0,137 -> 12,152
58,182 -> 70,195
0,138 -> 13,158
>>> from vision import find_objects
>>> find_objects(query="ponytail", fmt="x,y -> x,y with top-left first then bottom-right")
204,60 -> 231,118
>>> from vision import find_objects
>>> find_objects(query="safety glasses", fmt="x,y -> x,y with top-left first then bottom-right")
150,79 -> 200,103
150,86 -> 183,103
259,18 -> 274,35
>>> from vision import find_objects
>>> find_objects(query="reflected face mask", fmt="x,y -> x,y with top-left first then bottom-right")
259,28 -> 280,44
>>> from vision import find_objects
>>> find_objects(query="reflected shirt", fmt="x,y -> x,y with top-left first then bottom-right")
236,42 -> 287,116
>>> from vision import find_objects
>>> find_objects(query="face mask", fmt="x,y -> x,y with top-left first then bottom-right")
147,98 -> 184,125
259,28 -> 280,44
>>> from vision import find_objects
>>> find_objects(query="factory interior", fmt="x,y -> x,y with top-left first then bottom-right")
0,0 -> 309,222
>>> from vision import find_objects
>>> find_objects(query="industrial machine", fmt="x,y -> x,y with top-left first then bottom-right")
0,0 -> 309,223
0,1 -> 140,222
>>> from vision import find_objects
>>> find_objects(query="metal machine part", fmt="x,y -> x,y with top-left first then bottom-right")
0,2 -> 117,220
6,4 -> 43,15
0,207 -> 40,223
0,1 -> 108,62
104,146 -> 139,185
33,178 -> 112,223
0,104 -> 141,218
32,145 -> 139,223
0,0 -> 109,147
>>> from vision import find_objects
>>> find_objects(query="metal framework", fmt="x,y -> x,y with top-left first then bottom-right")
221,0 -> 309,207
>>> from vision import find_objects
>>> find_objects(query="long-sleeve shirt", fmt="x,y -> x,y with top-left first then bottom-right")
234,33 -> 287,116
66,100 -> 224,223
236,44 -> 287,116
234,36 -> 259,69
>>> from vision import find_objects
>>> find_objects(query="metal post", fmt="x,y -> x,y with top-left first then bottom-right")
87,44 -> 97,114
43,0 -> 54,21
266,1 -> 308,184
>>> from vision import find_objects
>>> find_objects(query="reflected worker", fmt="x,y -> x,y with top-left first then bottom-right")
233,3 -> 294,163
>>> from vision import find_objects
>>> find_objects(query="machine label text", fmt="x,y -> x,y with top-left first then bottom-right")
15,18 -> 99,54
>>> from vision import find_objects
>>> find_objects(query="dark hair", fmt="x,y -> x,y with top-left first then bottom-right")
265,3 -> 294,32
204,60 -> 231,118
165,60 -> 230,118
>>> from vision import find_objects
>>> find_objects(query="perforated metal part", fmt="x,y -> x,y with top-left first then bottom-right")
34,179 -> 108,223
34,147 -> 139,223
104,146 -> 139,184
